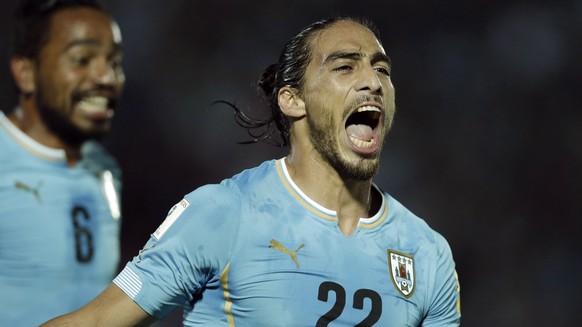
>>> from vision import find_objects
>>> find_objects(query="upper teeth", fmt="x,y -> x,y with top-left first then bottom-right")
356,106 -> 380,113
81,96 -> 108,106
78,96 -> 109,114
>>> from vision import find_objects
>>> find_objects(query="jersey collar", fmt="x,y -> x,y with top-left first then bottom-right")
275,158 -> 389,229
0,110 -> 67,162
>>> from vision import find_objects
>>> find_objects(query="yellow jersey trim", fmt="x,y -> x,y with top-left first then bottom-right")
220,262 -> 235,326
275,159 -> 389,229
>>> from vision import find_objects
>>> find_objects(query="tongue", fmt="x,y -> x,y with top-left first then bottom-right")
346,124 -> 374,141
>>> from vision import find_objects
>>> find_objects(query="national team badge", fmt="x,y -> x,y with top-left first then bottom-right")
388,250 -> 415,297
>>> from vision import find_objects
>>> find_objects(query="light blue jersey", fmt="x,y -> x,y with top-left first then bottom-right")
0,111 -> 122,326
115,159 -> 460,326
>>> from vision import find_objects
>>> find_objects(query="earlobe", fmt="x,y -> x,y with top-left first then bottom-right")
278,86 -> 306,118
10,57 -> 36,95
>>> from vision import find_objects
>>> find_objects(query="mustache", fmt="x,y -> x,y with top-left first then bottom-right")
351,95 -> 384,107
343,95 -> 385,117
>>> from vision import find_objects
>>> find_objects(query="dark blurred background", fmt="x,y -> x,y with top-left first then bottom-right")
1,0 -> 580,326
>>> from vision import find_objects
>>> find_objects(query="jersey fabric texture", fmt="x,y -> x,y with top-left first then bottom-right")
115,159 -> 460,326
0,111 -> 122,326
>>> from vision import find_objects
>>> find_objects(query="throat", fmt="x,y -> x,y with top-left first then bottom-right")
335,185 -> 381,236
338,218 -> 359,236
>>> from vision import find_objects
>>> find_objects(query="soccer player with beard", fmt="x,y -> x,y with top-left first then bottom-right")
42,17 -> 460,326
0,0 -> 124,325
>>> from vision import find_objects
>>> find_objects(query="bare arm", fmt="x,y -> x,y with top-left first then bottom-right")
41,283 -> 157,326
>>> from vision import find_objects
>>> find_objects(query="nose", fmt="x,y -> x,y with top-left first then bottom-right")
91,58 -> 119,86
356,65 -> 383,95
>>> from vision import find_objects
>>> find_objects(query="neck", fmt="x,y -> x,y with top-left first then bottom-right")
9,102 -> 82,166
284,152 -> 377,236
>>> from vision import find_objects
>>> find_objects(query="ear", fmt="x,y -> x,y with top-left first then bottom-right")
10,56 -> 36,95
278,86 -> 306,118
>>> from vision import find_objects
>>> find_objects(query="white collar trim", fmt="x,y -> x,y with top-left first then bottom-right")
279,158 -> 385,223
0,110 -> 66,162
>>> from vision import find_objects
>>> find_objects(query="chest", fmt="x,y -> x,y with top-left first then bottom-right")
222,215 -> 428,326
0,165 -> 120,271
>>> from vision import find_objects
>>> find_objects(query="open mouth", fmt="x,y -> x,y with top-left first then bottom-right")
345,106 -> 382,152
77,96 -> 114,119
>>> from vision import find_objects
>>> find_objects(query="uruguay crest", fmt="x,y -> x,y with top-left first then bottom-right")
388,250 -> 415,297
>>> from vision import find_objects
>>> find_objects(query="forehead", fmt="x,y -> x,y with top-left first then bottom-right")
310,20 -> 385,62
46,7 -> 122,47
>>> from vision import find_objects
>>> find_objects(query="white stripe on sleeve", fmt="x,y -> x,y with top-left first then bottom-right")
113,266 -> 143,299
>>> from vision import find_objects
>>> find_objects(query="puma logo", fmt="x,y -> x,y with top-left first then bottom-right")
15,181 -> 42,203
269,239 -> 304,268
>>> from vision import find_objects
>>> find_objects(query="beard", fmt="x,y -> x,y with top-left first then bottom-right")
35,88 -> 106,147
306,106 -> 381,181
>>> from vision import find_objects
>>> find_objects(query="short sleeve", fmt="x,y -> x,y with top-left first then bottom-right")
422,233 -> 461,326
114,182 -> 242,319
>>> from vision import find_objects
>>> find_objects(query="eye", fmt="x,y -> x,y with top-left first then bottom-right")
375,66 -> 391,76
334,65 -> 353,72
109,56 -> 123,69
71,56 -> 91,66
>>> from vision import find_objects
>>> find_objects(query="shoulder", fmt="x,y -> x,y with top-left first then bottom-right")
183,181 -> 243,213
229,159 -> 278,185
147,183 -> 245,261
0,113 -> 21,159
174,178 -> 247,229
167,160 -> 279,234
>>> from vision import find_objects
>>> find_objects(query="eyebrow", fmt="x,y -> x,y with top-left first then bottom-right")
371,52 -> 391,66
65,39 -> 123,52
323,51 -> 391,66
